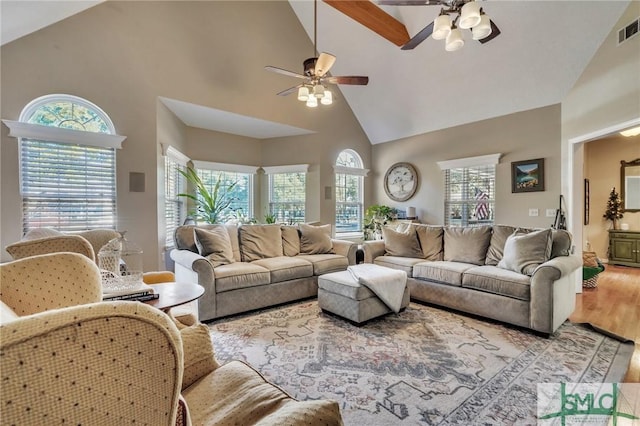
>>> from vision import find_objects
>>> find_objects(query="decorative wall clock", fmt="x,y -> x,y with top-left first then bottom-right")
384,162 -> 418,202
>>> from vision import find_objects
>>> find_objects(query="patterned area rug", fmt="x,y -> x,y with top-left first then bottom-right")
208,301 -> 634,425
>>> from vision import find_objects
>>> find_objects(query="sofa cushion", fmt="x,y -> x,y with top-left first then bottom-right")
174,224 -> 239,258
194,226 -> 235,267
462,265 -> 531,301
485,225 -> 517,266
296,254 -> 347,275
318,271 -> 377,301
281,225 -> 301,257
182,360 -> 342,426
298,223 -> 334,255
413,225 -> 444,261
382,226 -> 423,258
252,256 -> 314,283
498,228 -> 553,276
373,256 -> 425,277
444,226 -> 492,265
239,225 -> 283,262
180,323 -> 220,390
214,262 -> 271,292
413,261 -> 476,286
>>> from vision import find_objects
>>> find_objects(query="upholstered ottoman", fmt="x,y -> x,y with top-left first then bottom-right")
318,268 -> 410,324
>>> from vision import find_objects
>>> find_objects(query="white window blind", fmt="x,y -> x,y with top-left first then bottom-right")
164,157 -> 184,248
196,168 -> 253,221
20,139 -> 116,233
444,165 -> 495,227
334,150 -> 365,233
269,172 -> 306,224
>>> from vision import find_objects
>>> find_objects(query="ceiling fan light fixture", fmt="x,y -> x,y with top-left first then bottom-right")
459,1 -> 481,29
472,14 -> 492,40
445,27 -> 464,52
297,86 -> 310,102
432,14 -> 452,40
313,83 -> 325,98
320,90 -> 333,105
306,95 -> 318,108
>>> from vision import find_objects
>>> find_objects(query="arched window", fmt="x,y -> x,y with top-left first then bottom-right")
5,94 -> 124,233
334,149 -> 367,234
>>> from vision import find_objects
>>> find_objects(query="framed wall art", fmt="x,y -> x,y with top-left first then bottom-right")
511,158 -> 545,193
584,178 -> 590,225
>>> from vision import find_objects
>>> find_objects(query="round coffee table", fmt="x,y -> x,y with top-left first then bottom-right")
144,282 -> 204,312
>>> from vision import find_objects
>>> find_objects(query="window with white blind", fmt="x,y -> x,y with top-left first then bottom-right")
164,146 -> 189,248
9,94 -> 124,234
438,154 -> 500,227
192,161 -> 257,222
264,165 -> 308,224
334,150 -> 368,234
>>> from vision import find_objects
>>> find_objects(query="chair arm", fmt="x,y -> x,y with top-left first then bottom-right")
5,235 -> 95,262
331,239 -> 357,265
362,240 -> 386,263
0,301 -> 183,425
0,252 -> 102,316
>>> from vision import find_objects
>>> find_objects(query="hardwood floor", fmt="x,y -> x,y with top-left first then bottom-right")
568,264 -> 640,382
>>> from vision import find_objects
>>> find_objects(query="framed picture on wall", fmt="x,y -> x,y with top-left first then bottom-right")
584,178 -> 590,225
511,158 -> 545,193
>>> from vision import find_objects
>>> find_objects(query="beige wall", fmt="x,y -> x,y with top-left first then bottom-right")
372,105 -> 562,228
561,1 -> 640,257
0,1 -> 370,268
584,134 -> 640,259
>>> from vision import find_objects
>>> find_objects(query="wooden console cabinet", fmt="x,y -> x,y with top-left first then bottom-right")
608,230 -> 640,267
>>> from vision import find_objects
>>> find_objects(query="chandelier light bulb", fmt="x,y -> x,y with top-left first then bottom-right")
320,90 -> 333,105
313,83 -> 325,98
306,95 -> 318,108
445,27 -> 464,52
459,1 -> 481,29
432,14 -> 452,40
472,14 -> 492,40
297,86 -> 309,102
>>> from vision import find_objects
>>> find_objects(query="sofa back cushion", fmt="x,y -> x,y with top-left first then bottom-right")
194,227 -> 235,267
485,225 -> 517,265
281,225 -> 301,257
239,224 -> 283,261
498,228 -> 553,275
382,226 -> 423,258
551,229 -> 572,258
299,223 -> 334,255
413,225 -> 444,261
175,225 -> 241,260
444,226 -> 492,265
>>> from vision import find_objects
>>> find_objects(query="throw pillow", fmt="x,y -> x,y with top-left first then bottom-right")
551,229 -> 572,258
193,227 -> 235,267
180,323 -> 220,390
239,224 -> 283,261
497,228 -> 553,276
299,223 -> 334,255
281,225 -> 301,257
382,226 -> 423,258
413,225 -> 444,261
484,225 -> 516,265
444,226 -> 492,265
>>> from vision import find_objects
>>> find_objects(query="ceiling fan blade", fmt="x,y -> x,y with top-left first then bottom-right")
276,85 -> 303,96
324,76 -> 369,85
323,0 -> 410,47
401,21 -> 434,50
315,52 -> 336,77
264,66 -> 306,79
478,20 -> 501,44
378,0 -> 443,5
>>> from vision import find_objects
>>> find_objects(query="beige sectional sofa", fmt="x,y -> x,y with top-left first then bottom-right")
363,224 -> 582,335
171,223 -> 357,322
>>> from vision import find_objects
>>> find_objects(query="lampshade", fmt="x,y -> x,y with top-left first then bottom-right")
459,1 -> 481,29
445,27 -> 464,52
297,86 -> 309,102
306,95 -> 318,107
313,84 -> 325,98
320,90 -> 333,105
432,14 -> 452,40
472,14 -> 492,40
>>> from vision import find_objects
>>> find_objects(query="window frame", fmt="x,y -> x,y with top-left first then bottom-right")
163,145 -> 190,248
264,164 -> 308,225
334,149 -> 369,236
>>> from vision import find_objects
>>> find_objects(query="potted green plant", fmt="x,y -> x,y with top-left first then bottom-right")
178,167 -> 237,224
363,205 -> 397,240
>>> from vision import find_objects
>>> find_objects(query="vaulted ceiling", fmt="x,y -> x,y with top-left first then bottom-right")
1,1 -> 632,144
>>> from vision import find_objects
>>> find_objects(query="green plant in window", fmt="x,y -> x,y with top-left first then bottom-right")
363,205 -> 397,240
178,167 -> 238,224
264,210 -> 277,224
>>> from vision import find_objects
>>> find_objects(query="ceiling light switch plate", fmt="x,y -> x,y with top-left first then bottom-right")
529,208 -> 539,217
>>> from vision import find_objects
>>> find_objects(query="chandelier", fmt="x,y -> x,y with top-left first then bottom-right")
432,0 -> 494,52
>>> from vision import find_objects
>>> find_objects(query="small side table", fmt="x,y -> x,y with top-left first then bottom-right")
144,282 -> 204,312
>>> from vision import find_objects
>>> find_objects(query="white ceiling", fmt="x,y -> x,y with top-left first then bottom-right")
1,1 -> 632,144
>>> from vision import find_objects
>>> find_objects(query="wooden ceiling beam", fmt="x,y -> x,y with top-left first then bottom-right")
323,0 -> 410,47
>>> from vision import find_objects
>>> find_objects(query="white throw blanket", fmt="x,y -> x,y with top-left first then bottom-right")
347,264 -> 407,313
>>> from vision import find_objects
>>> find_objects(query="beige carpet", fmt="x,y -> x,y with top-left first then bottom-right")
208,301 -> 634,425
